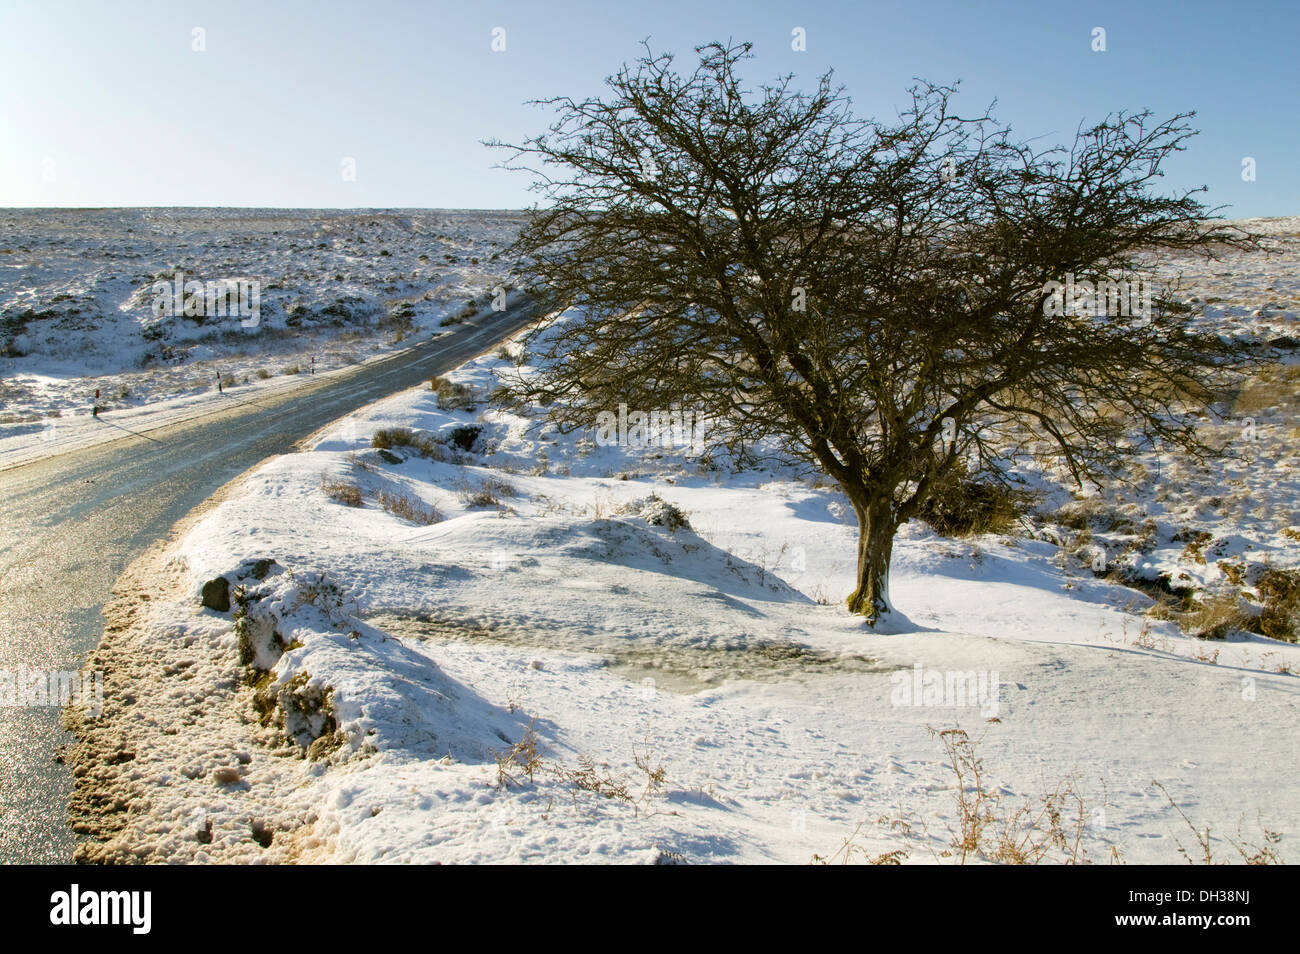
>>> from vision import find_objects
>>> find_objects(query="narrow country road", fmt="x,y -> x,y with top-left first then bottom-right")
0,304 -> 536,863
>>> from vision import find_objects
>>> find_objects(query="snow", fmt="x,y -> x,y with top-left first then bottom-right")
0,208 -> 523,428
66,216 -> 1300,864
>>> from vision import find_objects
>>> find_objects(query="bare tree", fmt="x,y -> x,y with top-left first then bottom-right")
492,41 -> 1263,625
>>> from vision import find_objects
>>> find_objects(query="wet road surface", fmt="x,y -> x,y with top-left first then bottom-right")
0,306 -> 534,863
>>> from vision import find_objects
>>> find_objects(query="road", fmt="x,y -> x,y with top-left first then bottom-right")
0,305 -> 535,863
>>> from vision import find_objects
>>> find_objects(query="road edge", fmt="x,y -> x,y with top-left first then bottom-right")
61,311 -> 539,863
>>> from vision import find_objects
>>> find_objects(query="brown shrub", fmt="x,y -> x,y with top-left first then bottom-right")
321,477 -> 362,507
430,376 -> 476,410
919,466 -> 1035,537
377,489 -> 442,525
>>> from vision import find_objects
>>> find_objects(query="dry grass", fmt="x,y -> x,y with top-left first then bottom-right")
932,727 -> 1096,865
376,489 -> 441,525
492,730 -> 667,820
918,465 -> 1035,538
430,376 -> 476,410
809,727 -> 1105,865
1153,780 -> 1284,864
551,756 -> 634,807
347,452 -> 377,474
494,720 -> 543,788
1183,592 -> 1251,640
1232,362 -> 1300,416
371,427 -> 448,460
320,476 -> 362,507
811,818 -> 911,865
457,475 -> 519,508
1139,565 -> 1300,644
1254,566 -> 1300,642
843,730 -> 1286,864
632,743 -> 668,801
1131,617 -> 1158,650
935,728 -> 998,863
372,427 -> 465,463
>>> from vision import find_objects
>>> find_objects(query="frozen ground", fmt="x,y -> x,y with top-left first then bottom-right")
68,218 -> 1299,864
0,208 -> 523,426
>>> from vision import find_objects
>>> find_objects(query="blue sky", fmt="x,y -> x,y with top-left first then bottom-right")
1,0 -> 1295,215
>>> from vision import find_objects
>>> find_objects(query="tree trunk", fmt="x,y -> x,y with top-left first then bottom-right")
846,494 -> 895,625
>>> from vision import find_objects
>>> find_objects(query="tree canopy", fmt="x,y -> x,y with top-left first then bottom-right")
492,41 -> 1264,624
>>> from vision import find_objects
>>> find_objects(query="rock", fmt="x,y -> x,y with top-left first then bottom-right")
201,576 -> 230,612
250,821 -> 274,848
212,766 -> 241,784
235,557 -> 277,581
377,449 -> 402,464
447,424 -> 482,452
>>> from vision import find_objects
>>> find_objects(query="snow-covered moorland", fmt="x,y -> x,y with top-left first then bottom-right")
69,218 -> 1299,865
0,208 -> 523,425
